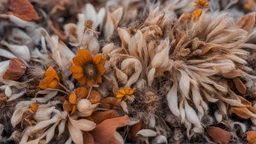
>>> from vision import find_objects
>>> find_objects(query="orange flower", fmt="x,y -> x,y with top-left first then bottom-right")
116,86 -> 134,101
192,9 -> 202,20
195,0 -> 208,8
63,87 -> 89,115
39,66 -> 60,89
70,50 -> 106,86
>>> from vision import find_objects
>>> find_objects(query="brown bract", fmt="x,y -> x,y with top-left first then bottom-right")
206,126 -> 232,144
8,0 -> 40,21
90,110 -> 119,124
3,58 -> 26,81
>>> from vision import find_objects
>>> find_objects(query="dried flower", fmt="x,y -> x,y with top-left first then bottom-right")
70,49 -> 106,86
194,0 -> 209,8
116,86 -> 135,101
39,66 -> 60,89
29,102 -> 38,113
192,9 -> 202,20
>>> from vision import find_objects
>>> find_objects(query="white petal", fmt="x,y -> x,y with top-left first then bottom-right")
31,115 -> 59,133
68,120 -> 83,144
152,135 -> 167,144
11,108 -> 27,127
95,8 -> 106,29
184,100 -> 202,129
5,86 -> 12,97
167,82 -> 180,117
46,123 -> 58,143
84,3 -> 97,23
120,101 -> 128,113
0,60 -> 10,74
179,69 -> 190,99
0,48 -> 17,59
69,116 -> 96,131
58,119 -> 66,137
2,41 -> 30,62
114,132 -> 124,144
137,129 -> 158,137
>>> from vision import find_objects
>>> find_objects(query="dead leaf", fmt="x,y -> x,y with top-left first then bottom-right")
236,12 -> 256,32
100,97 -> 121,108
8,0 -> 40,21
206,126 -> 232,144
88,90 -> 101,104
247,131 -> 256,144
233,78 -> 247,95
90,115 -> 129,144
231,107 -> 252,119
90,110 -> 119,124
129,121 -> 142,142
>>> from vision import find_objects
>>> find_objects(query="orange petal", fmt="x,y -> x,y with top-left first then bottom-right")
63,100 -> 72,112
87,79 -> 95,86
45,66 -> 59,81
39,76 -> 54,89
73,56 -> 84,66
30,102 -> 38,112
93,54 -> 103,64
69,94 -> 77,104
97,64 -> 106,75
70,66 -> 83,74
124,86 -> 134,95
78,77 -> 87,85
116,90 -> 125,99
75,87 -> 88,98
247,131 -> 256,144
73,73 -> 84,79
206,126 -> 232,144
78,49 -> 92,63
96,76 -> 102,83
71,105 -> 77,115
99,58 -> 106,65
48,79 -> 59,88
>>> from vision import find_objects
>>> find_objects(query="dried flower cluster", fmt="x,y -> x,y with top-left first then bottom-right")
1,0 -> 256,143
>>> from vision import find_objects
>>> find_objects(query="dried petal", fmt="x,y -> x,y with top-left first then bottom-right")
90,110 -> 119,124
233,77 -> 246,95
247,131 -> 256,144
3,58 -> 26,80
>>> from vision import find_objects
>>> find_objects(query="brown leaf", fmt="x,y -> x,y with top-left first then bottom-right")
100,97 -> 121,108
3,58 -> 26,80
8,0 -> 40,21
88,90 -> 101,104
247,131 -> 256,144
90,115 -> 129,144
206,126 -> 232,144
236,12 -> 256,32
90,110 -> 119,124
231,107 -> 252,119
128,121 -> 142,142
83,132 -> 95,144
233,78 -> 247,95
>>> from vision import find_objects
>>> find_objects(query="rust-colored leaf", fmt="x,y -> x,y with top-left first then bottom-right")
231,107 -> 252,119
90,110 -> 119,124
206,126 -> 232,144
233,77 -> 247,95
236,12 -> 256,32
100,97 -> 121,108
247,131 -> 256,144
3,58 -> 26,81
8,0 -> 40,21
88,90 -> 101,104
129,121 -> 142,142
90,115 -> 129,144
